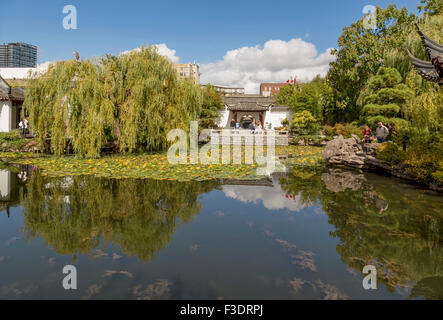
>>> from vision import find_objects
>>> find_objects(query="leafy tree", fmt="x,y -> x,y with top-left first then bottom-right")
199,84 -> 224,130
276,77 -> 334,124
24,47 -> 203,158
358,67 -> 414,128
418,0 -> 443,16
291,110 -> 320,135
327,5 -> 415,122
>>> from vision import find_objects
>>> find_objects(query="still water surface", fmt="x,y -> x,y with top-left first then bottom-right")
0,165 -> 442,300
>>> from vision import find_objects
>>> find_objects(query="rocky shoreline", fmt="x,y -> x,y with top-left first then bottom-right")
322,135 -> 443,193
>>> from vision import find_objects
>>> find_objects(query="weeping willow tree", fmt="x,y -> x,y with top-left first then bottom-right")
24,47 -> 203,158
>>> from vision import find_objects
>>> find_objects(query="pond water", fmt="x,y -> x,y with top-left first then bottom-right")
0,164 -> 441,300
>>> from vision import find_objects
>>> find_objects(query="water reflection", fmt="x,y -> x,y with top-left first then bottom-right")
0,163 -> 441,299
20,173 -> 219,261
280,167 -> 443,298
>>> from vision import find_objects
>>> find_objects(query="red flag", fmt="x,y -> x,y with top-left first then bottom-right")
286,80 -> 290,84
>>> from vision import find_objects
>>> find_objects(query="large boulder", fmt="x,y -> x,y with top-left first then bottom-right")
322,135 -> 366,168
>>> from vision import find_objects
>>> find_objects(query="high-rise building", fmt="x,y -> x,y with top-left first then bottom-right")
0,43 -> 37,68
174,63 -> 200,84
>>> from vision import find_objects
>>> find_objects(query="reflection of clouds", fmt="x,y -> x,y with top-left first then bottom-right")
82,284 -> 102,300
346,268 -> 361,281
288,278 -> 349,300
246,222 -> 255,228
221,183 -> 307,212
0,283 -> 38,298
395,285 -> 412,298
291,250 -> 317,272
5,236 -> 20,246
189,244 -> 200,255
132,279 -> 172,300
264,229 -> 274,238
103,270 -> 133,278
314,279 -> 349,300
275,239 -> 297,252
92,249 -> 108,259
112,253 -> 122,261
214,210 -> 225,217
289,277 -> 308,294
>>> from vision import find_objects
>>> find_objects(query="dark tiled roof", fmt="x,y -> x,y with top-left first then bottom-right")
0,88 -> 9,101
10,87 -> 25,102
224,95 -> 275,104
224,95 -> 290,111
227,103 -> 270,111
0,86 -> 25,102
271,105 -> 290,111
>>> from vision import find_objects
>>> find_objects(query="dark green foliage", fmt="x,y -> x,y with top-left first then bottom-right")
199,84 -> 224,130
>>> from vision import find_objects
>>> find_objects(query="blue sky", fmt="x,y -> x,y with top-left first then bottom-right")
0,0 -> 421,92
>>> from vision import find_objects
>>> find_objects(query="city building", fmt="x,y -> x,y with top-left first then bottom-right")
174,63 -> 200,84
0,75 -> 25,132
0,43 -> 37,68
200,84 -> 245,96
260,83 -> 286,97
215,95 -> 291,129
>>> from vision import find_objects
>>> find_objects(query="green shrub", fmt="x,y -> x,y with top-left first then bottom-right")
376,141 -> 406,165
323,125 -> 334,137
332,123 -> 363,138
291,111 -> 320,135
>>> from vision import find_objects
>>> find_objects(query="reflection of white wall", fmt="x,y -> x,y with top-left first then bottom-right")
222,181 -> 306,212
0,101 -> 12,132
0,170 -> 11,200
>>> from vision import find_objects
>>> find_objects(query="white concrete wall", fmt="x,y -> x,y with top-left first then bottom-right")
0,101 -> 12,132
215,106 -> 230,128
264,109 -> 291,129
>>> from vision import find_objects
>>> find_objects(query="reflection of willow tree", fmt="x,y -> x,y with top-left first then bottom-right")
280,168 -> 443,297
20,173 -> 219,261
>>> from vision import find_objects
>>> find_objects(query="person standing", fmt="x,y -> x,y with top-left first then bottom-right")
376,122 -> 389,143
24,117 -> 29,135
363,125 -> 373,143
18,119 -> 25,136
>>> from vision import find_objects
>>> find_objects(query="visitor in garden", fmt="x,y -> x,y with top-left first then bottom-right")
19,119 -> 25,136
376,122 -> 389,143
24,117 -> 29,134
363,125 -> 373,143
230,118 -> 236,128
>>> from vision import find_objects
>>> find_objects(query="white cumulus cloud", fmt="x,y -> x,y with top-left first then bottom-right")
120,44 -> 180,63
200,38 -> 336,93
